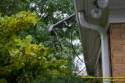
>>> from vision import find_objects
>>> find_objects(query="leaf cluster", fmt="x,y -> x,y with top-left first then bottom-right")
0,10 -> 71,83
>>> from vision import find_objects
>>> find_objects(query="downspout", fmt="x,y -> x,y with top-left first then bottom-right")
77,12 -> 111,83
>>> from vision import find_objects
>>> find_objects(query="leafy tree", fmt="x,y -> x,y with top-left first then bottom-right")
0,10 -> 73,83
0,0 -> 87,83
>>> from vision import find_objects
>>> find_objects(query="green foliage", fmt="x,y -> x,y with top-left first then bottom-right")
0,11 -> 40,82
80,76 -> 101,83
0,0 -> 91,83
0,10 -> 73,83
0,11 -> 38,36
0,79 -> 7,83
0,0 -> 29,15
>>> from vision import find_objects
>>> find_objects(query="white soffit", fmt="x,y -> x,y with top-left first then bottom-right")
74,0 -> 125,23
109,0 -> 125,23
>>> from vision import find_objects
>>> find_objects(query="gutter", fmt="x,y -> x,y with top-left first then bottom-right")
77,12 -> 111,83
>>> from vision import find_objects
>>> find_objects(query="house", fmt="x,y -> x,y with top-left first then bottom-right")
74,0 -> 125,83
